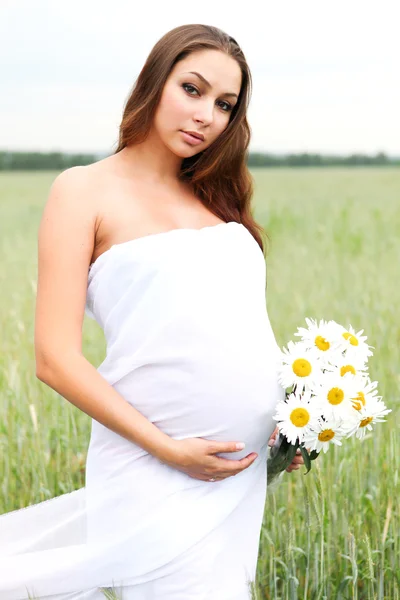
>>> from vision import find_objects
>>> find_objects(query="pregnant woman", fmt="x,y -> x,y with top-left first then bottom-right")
0,24 -> 303,600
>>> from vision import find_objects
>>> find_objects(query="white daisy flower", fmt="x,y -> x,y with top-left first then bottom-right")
343,342 -> 374,366
273,390 -> 320,445
313,371 -> 361,421
328,321 -> 374,363
314,345 -> 348,372
345,396 -> 392,439
349,376 -> 381,413
294,317 -> 343,362
323,349 -> 369,380
303,417 -> 347,454
277,340 -> 322,391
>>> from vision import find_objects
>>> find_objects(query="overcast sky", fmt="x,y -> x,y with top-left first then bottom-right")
1,0 -> 399,155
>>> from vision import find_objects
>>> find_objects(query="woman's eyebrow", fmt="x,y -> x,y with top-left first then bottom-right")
183,71 -> 238,98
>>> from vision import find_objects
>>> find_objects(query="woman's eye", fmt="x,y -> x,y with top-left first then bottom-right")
218,100 -> 232,112
182,83 -> 199,96
182,83 -> 232,112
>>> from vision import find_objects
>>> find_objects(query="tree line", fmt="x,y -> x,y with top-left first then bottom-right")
0,150 -> 398,170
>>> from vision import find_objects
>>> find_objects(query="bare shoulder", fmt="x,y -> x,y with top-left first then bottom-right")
48,161 -> 104,203
51,154 -> 124,200
45,164 -> 93,222
35,163 -> 109,374
46,160 -> 115,226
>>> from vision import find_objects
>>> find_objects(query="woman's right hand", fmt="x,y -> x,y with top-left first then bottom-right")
164,437 -> 258,481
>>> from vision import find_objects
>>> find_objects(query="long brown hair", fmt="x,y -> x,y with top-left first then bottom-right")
114,24 -> 269,257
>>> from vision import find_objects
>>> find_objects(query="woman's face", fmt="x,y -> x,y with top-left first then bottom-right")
152,49 -> 242,157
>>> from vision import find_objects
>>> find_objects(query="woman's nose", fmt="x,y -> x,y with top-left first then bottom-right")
193,101 -> 214,126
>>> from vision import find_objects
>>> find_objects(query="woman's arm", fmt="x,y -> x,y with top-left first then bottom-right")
34,167 -> 177,463
37,352 -> 177,462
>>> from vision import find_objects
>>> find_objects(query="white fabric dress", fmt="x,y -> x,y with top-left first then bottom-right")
0,221 -> 285,600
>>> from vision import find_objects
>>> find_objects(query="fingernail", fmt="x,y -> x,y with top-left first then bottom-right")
236,442 -> 245,450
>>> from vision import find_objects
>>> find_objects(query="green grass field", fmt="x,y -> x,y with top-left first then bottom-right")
0,168 -> 399,599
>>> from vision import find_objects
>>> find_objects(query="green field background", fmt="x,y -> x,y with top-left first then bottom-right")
0,168 -> 399,599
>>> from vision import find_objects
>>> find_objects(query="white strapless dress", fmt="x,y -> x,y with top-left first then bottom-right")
0,221 -> 285,599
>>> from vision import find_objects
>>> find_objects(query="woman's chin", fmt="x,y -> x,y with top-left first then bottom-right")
170,145 -> 203,159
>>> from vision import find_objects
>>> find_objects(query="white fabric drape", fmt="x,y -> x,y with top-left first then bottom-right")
0,223 -> 284,599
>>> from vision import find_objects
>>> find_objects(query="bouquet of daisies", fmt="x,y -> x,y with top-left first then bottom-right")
267,318 -> 391,486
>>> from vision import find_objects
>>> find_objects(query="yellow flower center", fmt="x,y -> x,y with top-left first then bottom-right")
340,364 -> 356,377
343,332 -> 359,346
360,416 -> 373,427
290,407 -> 310,427
315,335 -> 330,351
292,358 -> 312,377
351,391 -> 366,411
318,429 -> 335,442
327,387 -> 344,405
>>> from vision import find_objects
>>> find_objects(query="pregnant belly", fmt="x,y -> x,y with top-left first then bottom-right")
107,337 -> 284,456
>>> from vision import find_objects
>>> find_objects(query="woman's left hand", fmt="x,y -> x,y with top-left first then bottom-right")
285,448 -> 304,473
267,426 -> 305,473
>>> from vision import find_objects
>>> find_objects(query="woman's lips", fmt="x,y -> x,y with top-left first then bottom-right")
180,131 -> 204,146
